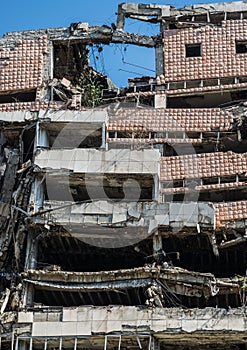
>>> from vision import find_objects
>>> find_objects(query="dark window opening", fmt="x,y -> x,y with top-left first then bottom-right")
43,123 -> 103,149
173,180 -> 183,188
162,181 -> 173,189
179,293 -> 241,309
0,90 -> 36,104
33,284 -> 241,309
167,90 -> 247,108
167,132 -> 184,139
239,76 -> 247,83
187,132 -> 201,139
163,144 -> 179,156
236,41 -> 247,54
22,127 -> 36,163
34,287 -> 147,307
169,81 -> 184,90
108,131 -> 116,138
44,173 -> 154,202
37,235 -> 152,272
33,286 -> 241,309
186,80 -> 202,88
162,235 -> 247,278
198,188 -> 247,202
185,44 -> 202,57
0,341 -> 13,350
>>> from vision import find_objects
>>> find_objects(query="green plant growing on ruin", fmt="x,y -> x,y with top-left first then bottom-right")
75,72 -> 104,107
85,82 -> 103,107
236,274 -> 247,289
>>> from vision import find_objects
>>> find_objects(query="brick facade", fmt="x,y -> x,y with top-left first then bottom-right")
163,20 -> 247,82
0,36 -> 47,93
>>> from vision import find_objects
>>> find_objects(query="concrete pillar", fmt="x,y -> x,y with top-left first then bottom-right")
0,130 -> 6,146
23,232 -> 38,307
155,45 -> 164,77
33,177 -> 44,213
152,174 -> 160,201
150,337 -> 160,350
23,283 -> 34,307
25,232 -> 38,271
30,239 -> 38,271
153,232 -> 162,253
116,4 -> 126,30
34,121 -> 49,154
101,123 -> 106,149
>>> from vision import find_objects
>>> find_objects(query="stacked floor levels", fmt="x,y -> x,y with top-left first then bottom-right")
0,1 -> 247,349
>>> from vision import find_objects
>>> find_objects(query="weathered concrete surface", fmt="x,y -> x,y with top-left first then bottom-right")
34,149 -> 160,174
0,148 -> 20,268
1,25 -> 157,48
0,110 -> 107,124
40,200 -> 214,232
23,266 -> 239,297
38,110 -> 107,123
0,111 -> 35,123
16,306 -> 247,339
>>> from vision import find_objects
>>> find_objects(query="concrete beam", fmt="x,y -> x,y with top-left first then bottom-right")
39,201 -> 215,232
34,149 -> 160,174
22,266 -> 239,297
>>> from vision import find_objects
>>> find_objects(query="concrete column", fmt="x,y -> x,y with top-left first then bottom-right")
50,44 -> 54,81
153,232 -> 162,253
155,45 -> 164,77
116,4 -> 126,30
101,123 -> 106,149
237,129 -> 242,141
25,232 -> 38,271
152,174 -> 160,201
150,336 -> 160,350
30,239 -> 38,271
23,283 -> 34,308
33,177 -> 44,213
34,121 -> 49,154
0,130 -> 6,146
23,232 -> 38,307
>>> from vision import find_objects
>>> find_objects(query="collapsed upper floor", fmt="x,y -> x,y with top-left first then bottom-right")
0,2 -> 247,111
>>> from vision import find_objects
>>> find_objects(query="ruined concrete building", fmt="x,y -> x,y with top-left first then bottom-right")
0,1 -> 247,349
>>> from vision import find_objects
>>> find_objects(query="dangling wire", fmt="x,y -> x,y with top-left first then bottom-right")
91,46 -> 98,71
122,59 -> 155,73
97,45 -> 106,75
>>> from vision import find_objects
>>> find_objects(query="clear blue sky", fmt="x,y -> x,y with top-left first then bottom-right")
0,0 -> 234,86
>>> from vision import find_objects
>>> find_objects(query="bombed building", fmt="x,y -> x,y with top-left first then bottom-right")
0,1 -> 247,349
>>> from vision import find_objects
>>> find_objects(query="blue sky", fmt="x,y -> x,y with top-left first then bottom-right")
0,0 -> 234,86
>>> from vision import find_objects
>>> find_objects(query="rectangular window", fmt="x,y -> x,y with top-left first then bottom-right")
0,89 -> 36,104
236,41 -> 247,54
186,44 -> 202,57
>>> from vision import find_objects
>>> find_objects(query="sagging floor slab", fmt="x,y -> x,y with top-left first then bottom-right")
22,266 -> 242,308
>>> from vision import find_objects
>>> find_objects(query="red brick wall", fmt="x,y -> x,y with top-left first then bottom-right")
0,36 -> 48,93
163,20 -> 247,82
